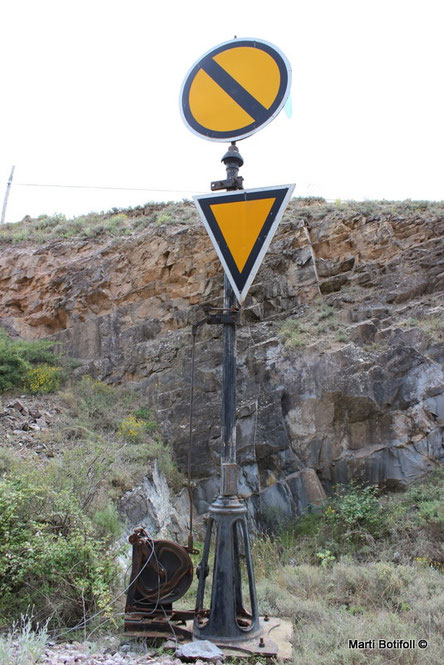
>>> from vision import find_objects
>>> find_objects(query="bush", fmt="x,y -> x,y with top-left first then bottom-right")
25,364 -> 62,394
383,468 -> 444,563
0,473 -> 117,628
325,483 -> 385,544
253,484 -> 386,567
118,415 -> 148,442
0,343 -> 29,392
132,406 -> 157,431
63,376 -> 132,431
0,330 -> 62,393
91,504 -> 123,543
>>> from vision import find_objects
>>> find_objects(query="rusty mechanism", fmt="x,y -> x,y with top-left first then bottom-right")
124,527 -> 195,637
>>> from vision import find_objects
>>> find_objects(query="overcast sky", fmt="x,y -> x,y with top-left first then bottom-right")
1,0 -> 443,223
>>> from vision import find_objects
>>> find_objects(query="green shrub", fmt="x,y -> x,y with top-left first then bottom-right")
144,438 -> 184,491
254,484 -> 386,567
106,213 -> 128,234
49,437 -> 115,510
156,213 -> 170,225
12,230 -> 29,243
278,319 -> 307,347
133,406 -> 157,431
92,503 -> 123,543
118,415 -> 148,442
0,343 -> 29,392
400,314 -> 444,341
326,483 -> 385,543
25,364 -> 62,394
253,470 -> 444,570
316,548 -> 336,567
63,376 -> 132,430
0,330 -> 62,393
0,473 -> 117,628
34,212 -> 66,229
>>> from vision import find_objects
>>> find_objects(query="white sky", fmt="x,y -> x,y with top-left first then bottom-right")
1,0 -> 443,223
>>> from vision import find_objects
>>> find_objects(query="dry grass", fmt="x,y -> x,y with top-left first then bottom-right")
255,563 -> 443,664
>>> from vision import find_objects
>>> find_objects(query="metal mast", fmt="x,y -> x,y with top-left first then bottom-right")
194,144 -> 261,643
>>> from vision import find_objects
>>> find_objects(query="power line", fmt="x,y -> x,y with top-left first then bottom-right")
0,180 -> 337,200
0,181 -> 203,194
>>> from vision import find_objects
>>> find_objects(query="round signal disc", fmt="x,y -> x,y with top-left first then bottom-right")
180,38 -> 291,142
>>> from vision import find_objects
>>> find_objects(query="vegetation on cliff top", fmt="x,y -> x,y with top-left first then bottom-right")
0,200 -> 196,244
1,197 -> 443,245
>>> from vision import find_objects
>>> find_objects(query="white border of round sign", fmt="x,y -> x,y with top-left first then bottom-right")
180,37 -> 292,142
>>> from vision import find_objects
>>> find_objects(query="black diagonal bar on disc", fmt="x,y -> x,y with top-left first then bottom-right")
200,57 -> 269,125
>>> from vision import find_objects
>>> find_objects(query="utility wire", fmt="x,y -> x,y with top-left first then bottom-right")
0,180 -> 334,199
0,181 -> 203,194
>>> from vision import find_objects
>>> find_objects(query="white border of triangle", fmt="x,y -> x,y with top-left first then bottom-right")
194,184 -> 295,304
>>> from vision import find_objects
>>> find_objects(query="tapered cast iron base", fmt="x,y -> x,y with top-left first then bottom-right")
193,495 -> 261,643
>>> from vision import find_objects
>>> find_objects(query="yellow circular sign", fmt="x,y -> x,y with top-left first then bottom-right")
180,38 -> 291,142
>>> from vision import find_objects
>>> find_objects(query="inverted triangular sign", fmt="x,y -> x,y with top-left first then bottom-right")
194,184 -> 295,304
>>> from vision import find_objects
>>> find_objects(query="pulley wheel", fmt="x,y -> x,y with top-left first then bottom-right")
134,539 -> 193,605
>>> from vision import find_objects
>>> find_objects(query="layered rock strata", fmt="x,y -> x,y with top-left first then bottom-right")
1,200 -> 443,527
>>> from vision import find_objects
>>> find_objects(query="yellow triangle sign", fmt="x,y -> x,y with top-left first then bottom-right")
209,198 -> 275,272
194,185 -> 295,303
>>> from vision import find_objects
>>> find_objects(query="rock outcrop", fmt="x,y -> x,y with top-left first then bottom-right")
1,200 -> 443,527
118,463 -> 191,542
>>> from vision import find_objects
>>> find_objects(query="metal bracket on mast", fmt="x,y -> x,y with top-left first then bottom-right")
210,142 -> 244,191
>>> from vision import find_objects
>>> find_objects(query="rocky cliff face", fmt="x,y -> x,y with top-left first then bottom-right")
1,200 -> 443,528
